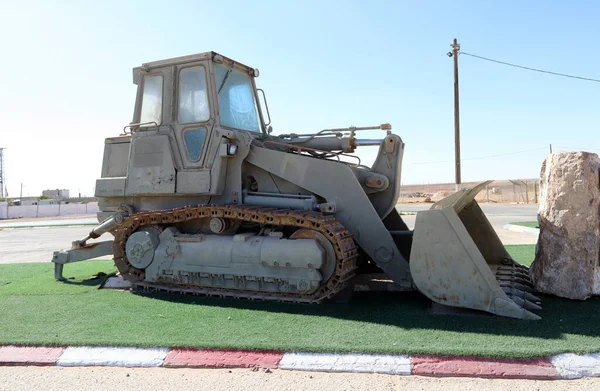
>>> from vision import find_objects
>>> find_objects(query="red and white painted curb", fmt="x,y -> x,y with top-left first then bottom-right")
1,346 -> 600,379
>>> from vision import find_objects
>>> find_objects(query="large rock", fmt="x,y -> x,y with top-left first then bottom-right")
530,151 -> 600,300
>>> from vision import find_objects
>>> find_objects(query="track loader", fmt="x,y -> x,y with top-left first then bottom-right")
52,52 -> 541,320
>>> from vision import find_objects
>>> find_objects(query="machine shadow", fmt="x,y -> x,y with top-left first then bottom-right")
133,288 -> 600,340
62,272 -> 116,287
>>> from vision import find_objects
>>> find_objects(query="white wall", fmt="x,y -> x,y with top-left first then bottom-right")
0,202 -> 7,219
1,202 -> 99,219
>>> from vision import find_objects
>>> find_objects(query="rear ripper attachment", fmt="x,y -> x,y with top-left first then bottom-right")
410,181 -> 542,320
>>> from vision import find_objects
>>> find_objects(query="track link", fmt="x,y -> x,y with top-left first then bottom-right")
112,205 -> 358,303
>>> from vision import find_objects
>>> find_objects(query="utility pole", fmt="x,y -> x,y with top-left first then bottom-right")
448,39 -> 462,191
0,148 -> 5,198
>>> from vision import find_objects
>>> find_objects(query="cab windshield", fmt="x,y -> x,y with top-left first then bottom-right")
214,63 -> 261,132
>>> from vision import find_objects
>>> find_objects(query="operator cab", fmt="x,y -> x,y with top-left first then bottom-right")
97,53 -> 268,202
132,52 -> 266,136
100,52 -> 270,198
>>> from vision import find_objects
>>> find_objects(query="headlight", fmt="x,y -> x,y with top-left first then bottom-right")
227,144 -> 238,156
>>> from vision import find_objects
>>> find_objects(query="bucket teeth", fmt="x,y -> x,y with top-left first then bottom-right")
524,292 -> 542,303
500,265 -> 530,273
510,296 -> 543,311
496,265 -> 536,293
522,291 -> 542,303
499,265 -> 530,272
496,265 -> 541,313
523,311 -> 542,321
524,299 -> 543,312
496,268 -> 529,278
496,270 -> 531,280
502,287 -> 542,303
496,275 -> 534,288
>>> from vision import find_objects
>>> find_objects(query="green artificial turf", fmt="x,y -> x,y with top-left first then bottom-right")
505,244 -> 535,266
511,221 -> 539,229
1,245 -> 599,359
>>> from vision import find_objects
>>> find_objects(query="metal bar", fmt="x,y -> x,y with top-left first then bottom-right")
123,121 -> 159,134
286,136 -> 349,151
280,123 -> 391,138
257,88 -> 272,126
355,139 -> 384,146
244,195 -> 315,211
262,140 -> 361,165
247,191 -> 316,199
53,241 -> 114,265
323,124 -> 391,132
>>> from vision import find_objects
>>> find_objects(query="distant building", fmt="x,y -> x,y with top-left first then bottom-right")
42,189 -> 69,199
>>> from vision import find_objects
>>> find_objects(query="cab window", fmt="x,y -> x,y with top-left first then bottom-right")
139,74 -> 163,126
179,66 -> 210,124
214,63 -> 260,132
183,128 -> 207,161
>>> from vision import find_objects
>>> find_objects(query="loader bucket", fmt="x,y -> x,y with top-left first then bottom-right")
410,181 -> 541,320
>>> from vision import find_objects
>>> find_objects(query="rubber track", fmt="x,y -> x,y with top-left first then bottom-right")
112,205 -> 359,303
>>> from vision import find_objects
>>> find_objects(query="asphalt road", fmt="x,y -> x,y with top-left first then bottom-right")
397,203 -> 539,226
0,217 -> 97,228
398,203 -> 538,245
0,226 -> 105,264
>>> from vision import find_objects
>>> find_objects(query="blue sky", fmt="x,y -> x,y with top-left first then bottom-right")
1,0 -> 598,197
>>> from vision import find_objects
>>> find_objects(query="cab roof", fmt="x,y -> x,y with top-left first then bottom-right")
132,51 -> 256,84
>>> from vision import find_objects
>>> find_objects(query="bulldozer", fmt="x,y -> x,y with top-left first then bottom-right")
52,52 -> 541,320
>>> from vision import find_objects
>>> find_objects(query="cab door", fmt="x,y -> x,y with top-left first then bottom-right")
173,62 -> 216,194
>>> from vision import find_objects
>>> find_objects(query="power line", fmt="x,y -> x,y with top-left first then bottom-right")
554,145 -> 600,152
461,52 -> 600,83
411,147 -> 548,165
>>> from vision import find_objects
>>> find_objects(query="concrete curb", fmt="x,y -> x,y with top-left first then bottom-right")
57,347 -> 168,367
2,346 -> 600,379
503,223 -> 540,236
280,352 -> 411,375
